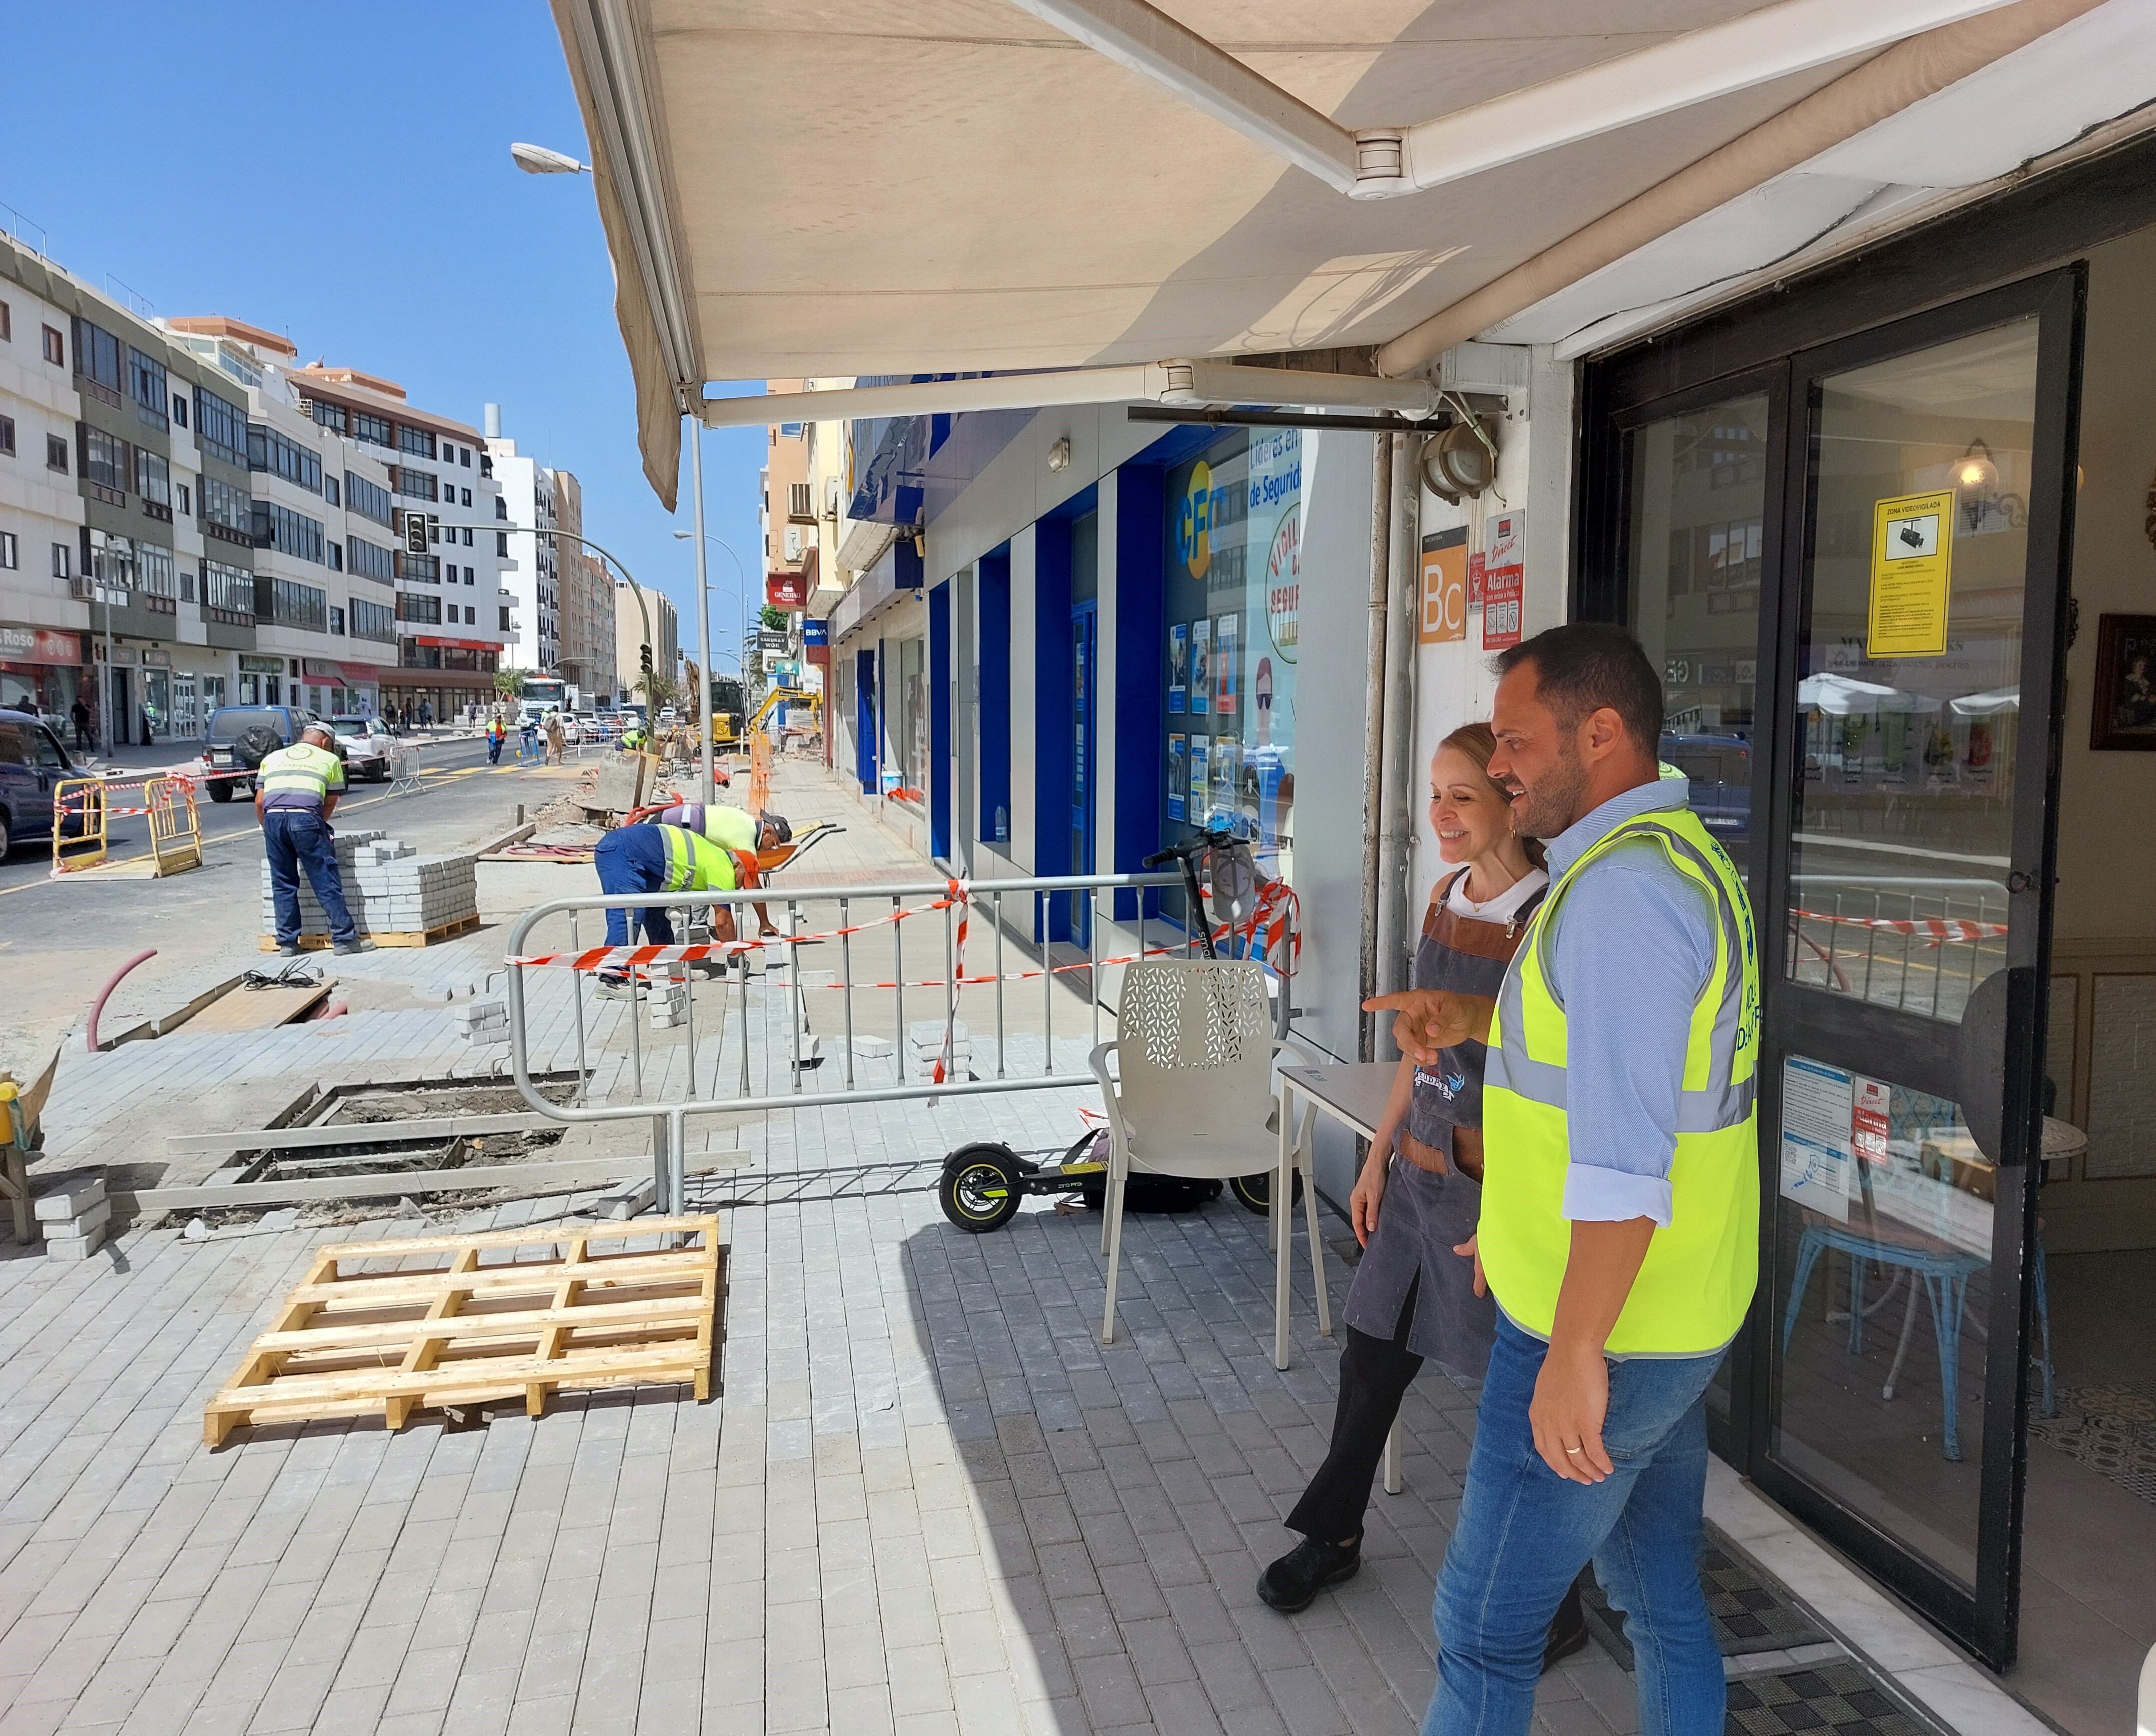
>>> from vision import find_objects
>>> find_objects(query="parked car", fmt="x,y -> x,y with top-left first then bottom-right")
201,705 -> 328,802
1659,731 -> 1752,842
0,707 -> 79,864
328,715 -> 395,781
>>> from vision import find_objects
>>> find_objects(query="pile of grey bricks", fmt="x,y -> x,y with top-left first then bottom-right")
258,829 -> 480,940
34,1173 -> 108,1261
453,998 -> 510,1046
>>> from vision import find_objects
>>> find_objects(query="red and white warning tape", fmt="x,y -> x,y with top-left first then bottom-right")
1789,907 -> 2006,944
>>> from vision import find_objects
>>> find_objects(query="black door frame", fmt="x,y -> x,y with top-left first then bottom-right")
1577,247 -> 2087,1666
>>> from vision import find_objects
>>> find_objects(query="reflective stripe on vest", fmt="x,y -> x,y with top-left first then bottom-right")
658,802 -> 757,851
1479,808 -> 1762,1356
258,743 -> 342,808
656,825 -> 739,894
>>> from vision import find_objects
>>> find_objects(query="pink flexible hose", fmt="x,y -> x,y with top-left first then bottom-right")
86,950 -> 158,1053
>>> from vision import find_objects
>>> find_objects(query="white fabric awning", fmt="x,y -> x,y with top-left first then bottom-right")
545,0 -> 2132,504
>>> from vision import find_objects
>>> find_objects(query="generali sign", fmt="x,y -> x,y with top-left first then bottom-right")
765,571 -> 810,610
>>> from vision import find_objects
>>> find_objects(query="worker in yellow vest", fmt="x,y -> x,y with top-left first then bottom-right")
255,724 -> 368,955
624,802 -> 790,936
1368,625 -> 1758,1736
590,822 -> 743,996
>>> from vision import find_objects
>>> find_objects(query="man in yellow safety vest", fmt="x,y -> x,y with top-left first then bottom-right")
589,821 -> 743,996
1368,624 -> 1759,1736
255,723 -> 368,955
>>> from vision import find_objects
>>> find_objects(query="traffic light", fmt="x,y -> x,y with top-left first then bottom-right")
640,643 -> 652,676
403,513 -> 429,556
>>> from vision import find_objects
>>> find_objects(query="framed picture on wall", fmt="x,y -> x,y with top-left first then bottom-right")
2092,613 -> 2156,749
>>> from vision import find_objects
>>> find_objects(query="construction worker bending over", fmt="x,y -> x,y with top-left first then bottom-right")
624,802 -> 790,936
590,822 -> 747,997
256,723 -> 369,956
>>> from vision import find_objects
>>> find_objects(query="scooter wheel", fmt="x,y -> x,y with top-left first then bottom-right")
1228,1170 -> 1303,1216
939,1143 -> 1024,1233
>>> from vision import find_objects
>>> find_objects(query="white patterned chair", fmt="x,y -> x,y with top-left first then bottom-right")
1088,958 -> 1328,1367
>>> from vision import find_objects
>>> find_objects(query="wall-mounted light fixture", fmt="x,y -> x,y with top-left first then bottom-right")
1421,418 -> 1498,503
1047,436 -> 1073,473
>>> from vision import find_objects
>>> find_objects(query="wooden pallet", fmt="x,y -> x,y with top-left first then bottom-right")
260,914 -> 481,952
203,1215 -> 723,1445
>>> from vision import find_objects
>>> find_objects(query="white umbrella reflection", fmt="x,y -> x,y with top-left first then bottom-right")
1797,673 -> 1942,715
1948,686 -> 2018,717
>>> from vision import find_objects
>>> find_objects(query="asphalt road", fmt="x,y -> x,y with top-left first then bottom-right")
0,735 -> 506,891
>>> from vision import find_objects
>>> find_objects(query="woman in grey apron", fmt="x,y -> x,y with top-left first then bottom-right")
1258,724 -> 1588,1665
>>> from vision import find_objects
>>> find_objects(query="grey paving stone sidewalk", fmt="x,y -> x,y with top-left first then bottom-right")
0,1115 -> 1806,1736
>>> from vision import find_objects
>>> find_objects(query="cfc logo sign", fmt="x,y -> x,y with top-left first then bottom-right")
1175,462 -> 1213,579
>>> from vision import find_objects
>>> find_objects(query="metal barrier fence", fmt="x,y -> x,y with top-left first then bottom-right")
1785,873 -> 2010,1021
504,869 -> 1293,1212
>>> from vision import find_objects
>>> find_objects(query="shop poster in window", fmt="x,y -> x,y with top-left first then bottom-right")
1168,623 -> 1187,714
1779,1054 -> 1853,1221
1213,613 -> 1238,719
1167,734 -> 1186,821
1163,428 -> 1301,879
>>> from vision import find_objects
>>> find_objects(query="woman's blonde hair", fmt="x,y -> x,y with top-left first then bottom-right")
1437,722 -> 1547,870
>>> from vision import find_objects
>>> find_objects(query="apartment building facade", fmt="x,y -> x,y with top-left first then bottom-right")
613,576 -> 676,707
165,319 -> 401,720
0,236 -> 269,747
282,363 -> 508,721
550,467 -> 614,702
486,431 -> 558,679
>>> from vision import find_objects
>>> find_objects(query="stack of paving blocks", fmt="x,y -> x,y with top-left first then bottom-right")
35,1174 -> 108,1261
647,978 -> 691,1029
454,998 -> 510,1046
259,830 -> 479,942
908,1019 -> 970,1077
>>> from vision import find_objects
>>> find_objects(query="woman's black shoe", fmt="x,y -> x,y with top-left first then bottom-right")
1542,1577 -> 1591,1672
1257,1534 -> 1362,1613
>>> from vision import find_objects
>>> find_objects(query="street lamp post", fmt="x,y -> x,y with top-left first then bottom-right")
516,524 -> 657,709
687,427 -> 716,807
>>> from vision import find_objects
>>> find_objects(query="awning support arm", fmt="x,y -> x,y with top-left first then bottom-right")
1010,0 -> 2019,199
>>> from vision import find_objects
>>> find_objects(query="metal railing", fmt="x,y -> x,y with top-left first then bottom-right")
1785,873 -> 2010,1019
504,868 -> 1294,1213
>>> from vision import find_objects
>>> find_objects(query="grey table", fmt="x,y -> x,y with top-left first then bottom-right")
1277,1058 -> 1414,1494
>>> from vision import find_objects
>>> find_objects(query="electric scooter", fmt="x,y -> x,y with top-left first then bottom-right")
935,822 -> 1299,1232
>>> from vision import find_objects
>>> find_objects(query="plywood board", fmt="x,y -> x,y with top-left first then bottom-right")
184,984 -> 332,1034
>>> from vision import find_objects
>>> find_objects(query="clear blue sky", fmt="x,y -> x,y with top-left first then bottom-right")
1,1 -> 767,676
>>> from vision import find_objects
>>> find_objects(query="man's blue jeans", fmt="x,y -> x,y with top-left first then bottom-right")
263,809 -> 356,946
593,826 -> 677,952
1426,1314 -> 1725,1736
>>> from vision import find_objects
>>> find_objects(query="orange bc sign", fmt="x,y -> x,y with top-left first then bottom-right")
1419,527 -> 1468,644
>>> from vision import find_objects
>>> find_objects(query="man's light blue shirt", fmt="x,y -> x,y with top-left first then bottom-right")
1536,775 -> 1717,1228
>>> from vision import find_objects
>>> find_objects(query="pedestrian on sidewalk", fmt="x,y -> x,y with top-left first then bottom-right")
1258,725 -> 1588,1667
1369,624 -> 1759,1736
589,823 -> 741,997
69,699 -> 90,751
485,715 -> 506,765
256,723 -> 370,957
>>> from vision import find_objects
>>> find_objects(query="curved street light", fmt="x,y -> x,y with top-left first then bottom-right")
509,143 -> 589,176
